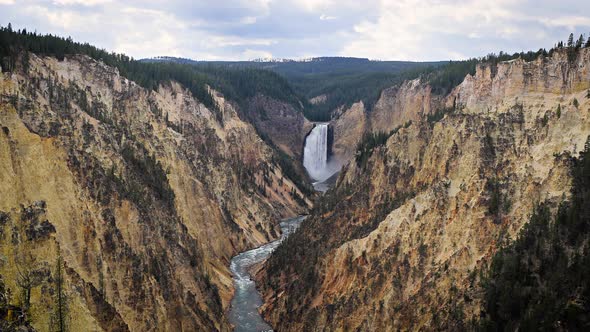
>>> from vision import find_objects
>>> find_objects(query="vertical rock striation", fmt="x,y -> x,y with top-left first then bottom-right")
0,53 -> 310,331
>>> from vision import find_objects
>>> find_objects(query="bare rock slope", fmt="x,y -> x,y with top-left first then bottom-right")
0,53 -> 310,331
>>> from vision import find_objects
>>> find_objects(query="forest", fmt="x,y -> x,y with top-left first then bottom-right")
147,56 -> 443,121
154,48 -> 570,122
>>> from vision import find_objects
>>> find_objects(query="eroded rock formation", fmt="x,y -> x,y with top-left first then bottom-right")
0,53 -> 310,331
259,48 -> 590,331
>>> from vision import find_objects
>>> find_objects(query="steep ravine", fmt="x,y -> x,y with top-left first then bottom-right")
258,48 -> 590,331
228,216 -> 305,332
0,52 -> 310,331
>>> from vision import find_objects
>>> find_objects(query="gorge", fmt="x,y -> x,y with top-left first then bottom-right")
258,46 -> 590,331
1,25 -> 590,332
228,217 -> 304,332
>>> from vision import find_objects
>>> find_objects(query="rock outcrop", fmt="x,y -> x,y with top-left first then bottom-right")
0,53 -> 310,331
259,48 -> 590,331
331,101 -> 367,163
330,78 -> 440,164
244,94 -> 313,160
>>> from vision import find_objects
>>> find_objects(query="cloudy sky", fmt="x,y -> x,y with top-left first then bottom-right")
1,0 -> 590,61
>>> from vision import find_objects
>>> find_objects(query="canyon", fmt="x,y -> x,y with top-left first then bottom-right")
258,47 -> 590,331
1,28 -> 590,332
0,52 -> 311,331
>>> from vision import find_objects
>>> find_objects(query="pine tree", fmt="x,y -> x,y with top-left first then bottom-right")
51,256 -> 69,332
14,213 -> 43,324
567,33 -> 574,47
576,34 -> 585,48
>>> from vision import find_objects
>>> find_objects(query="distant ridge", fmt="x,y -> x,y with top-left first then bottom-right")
142,55 -> 431,64
141,56 -> 448,121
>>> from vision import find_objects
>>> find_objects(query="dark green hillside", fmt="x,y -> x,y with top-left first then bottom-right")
146,49 -> 552,122
146,56 -> 444,121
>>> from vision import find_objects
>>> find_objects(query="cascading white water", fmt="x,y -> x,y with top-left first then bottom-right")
303,123 -> 339,183
303,124 -> 328,180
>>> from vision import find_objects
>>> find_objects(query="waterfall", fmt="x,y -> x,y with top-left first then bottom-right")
303,123 -> 338,182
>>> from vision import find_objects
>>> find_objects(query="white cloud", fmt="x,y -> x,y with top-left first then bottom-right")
240,16 -> 258,24
209,36 -> 276,47
24,5 -> 101,30
52,0 -> 112,6
341,0 -> 590,60
296,0 -> 333,12
4,0 -> 590,61
15,1 -> 278,60
539,16 -> 590,30
320,14 -> 336,21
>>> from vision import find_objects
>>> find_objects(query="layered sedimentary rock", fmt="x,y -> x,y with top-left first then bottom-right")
259,48 -> 590,331
0,53 -> 309,331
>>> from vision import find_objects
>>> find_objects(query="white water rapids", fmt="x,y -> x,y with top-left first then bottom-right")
227,125 -> 339,331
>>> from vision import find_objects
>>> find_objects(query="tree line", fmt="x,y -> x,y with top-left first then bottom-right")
0,24 -> 218,113
0,24 -> 307,123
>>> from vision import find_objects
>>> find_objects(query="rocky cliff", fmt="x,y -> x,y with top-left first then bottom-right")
331,78 -> 441,164
245,94 -> 313,160
259,48 -> 590,331
0,52 -> 310,331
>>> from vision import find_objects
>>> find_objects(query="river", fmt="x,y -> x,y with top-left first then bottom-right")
228,216 -> 306,332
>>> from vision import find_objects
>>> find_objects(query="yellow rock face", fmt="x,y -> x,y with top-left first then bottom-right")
332,101 -> 367,163
0,53 -> 309,331
371,79 -> 439,133
331,78 -> 440,165
260,48 -> 590,331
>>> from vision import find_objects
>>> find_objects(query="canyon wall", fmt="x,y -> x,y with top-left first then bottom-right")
331,79 -> 441,164
259,48 -> 590,331
245,94 -> 313,160
0,53 -> 310,331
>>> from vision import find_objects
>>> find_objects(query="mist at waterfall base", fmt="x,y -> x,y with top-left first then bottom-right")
303,124 -> 341,188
